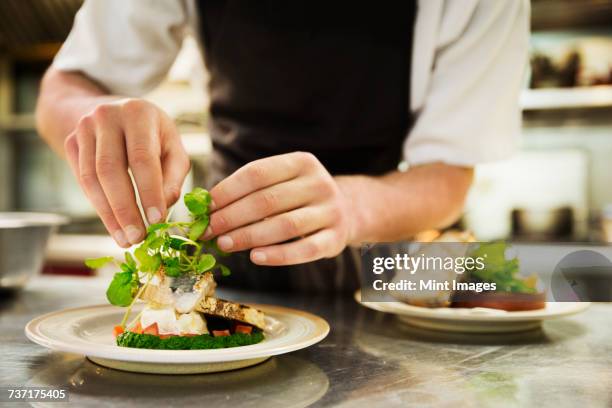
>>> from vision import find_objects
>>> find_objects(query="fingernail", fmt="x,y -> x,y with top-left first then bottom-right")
124,225 -> 143,244
202,226 -> 214,240
209,200 -> 217,211
252,251 -> 267,264
113,230 -> 129,247
146,207 -> 162,224
217,235 -> 233,250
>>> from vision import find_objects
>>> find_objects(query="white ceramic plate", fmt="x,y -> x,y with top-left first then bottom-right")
355,290 -> 590,333
25,303 -> 329,374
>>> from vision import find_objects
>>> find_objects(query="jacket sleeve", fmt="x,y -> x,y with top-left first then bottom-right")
52,0 -> 189,96
404,0 -> 530,167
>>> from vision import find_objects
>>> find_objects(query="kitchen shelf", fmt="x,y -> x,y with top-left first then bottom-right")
521,86 -> 612,110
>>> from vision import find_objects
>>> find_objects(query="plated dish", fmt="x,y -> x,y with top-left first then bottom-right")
355,290 -> 590,333
25,302 -> 329,374
392,231 -> 546,311
359,230 -> 590,332
25,188 -> 329,373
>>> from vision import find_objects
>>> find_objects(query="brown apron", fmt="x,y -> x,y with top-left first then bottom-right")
197,0 -> 416,292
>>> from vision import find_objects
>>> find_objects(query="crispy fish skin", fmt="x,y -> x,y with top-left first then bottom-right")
195,297 -> 265,330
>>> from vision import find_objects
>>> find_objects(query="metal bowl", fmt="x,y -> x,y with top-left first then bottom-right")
0,212 -> 69,289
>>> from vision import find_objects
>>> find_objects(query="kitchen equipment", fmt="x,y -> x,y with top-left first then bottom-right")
464,150 -> 588,241
512,206 -> 574,240
0,212 -> 68,289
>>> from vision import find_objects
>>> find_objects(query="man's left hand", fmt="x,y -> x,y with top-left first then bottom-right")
203,152 -> 355,266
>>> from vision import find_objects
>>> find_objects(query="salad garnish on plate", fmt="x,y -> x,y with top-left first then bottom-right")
85,188 -> 265,350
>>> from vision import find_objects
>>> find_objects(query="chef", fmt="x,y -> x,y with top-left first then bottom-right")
36,0 -> 529,291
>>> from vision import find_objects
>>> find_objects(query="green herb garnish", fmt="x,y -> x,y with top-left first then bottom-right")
467,242 -> 536,294
105,271 -> 138,307
84,256 -> 114,269
84,187 -> 231,327
116,331 -> 264,350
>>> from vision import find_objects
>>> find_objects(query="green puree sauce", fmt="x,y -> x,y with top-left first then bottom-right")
116,331 -> 264,350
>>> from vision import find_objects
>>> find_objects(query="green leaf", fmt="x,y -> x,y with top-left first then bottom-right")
168,234 -> 199,248
147,223 -> 169,234
196,254 -> 216,274
149,253 -> 162,273
184,187 -> 211,216
167,237 -> 184,250
85,256 -> 115,269
148,237 -> 165,250
106,271 -> 137,307
163,257 -> 182,277
219,264 -> 231,277
134,246 -> 162,273
125,252 -> 136,269
144,232 -> 156,246
189,216 -> 209,241
134,246 -> 148,264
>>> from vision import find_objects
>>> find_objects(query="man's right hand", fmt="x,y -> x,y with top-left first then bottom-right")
63,98 -> 190,247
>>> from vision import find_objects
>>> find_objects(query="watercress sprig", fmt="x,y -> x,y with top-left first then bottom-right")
85,187 -> 231,327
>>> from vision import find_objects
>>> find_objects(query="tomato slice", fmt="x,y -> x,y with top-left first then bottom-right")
130,322 -> 143,334
212,329 -> 230,337
143,322 -> 159,336
113,325 -> 124,337
235,325 -> 253,334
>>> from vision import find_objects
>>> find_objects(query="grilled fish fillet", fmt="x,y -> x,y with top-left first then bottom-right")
195,297 -> 265,330
141,270 -> 217,312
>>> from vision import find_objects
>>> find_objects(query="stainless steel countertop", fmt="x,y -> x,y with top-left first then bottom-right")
1,275 -> 611,408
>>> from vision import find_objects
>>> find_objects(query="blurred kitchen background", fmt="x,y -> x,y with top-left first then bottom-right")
0,0 -> 611,275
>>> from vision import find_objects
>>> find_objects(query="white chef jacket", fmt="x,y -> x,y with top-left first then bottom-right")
52,0 -> 530,167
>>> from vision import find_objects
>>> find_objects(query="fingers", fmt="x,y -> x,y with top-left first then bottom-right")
216,205 -> 334,252
250,229 -> 340,266
94,119 -> 145,245
73,120 -> 128,247
123,104 -> 165,224
210,152 -> 309,209
64,132 -> 79,176
207,177 -> 317,240
160,120 -> 190,206
66,100 -> 189,248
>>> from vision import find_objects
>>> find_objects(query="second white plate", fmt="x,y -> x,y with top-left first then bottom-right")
25,303 -> 329,374
355,290 -> 590,333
